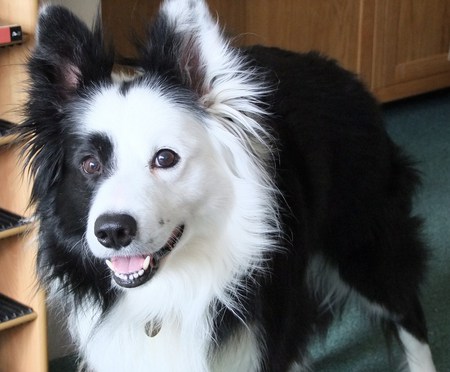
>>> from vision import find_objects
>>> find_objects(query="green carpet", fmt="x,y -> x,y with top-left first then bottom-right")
50,89 -> 450,371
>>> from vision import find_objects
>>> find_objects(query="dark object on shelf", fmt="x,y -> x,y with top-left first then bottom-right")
0,292 -> 36,331
0,24 -> 23,46
0,207 -> 31,239
0,119 -> 17,145
0,119 -> 14,136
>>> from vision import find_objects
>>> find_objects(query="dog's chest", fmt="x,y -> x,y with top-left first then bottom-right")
71,305 -> 211,371
70,300 -> 262,372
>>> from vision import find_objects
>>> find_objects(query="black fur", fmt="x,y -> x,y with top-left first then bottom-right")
19,6 -> 118,311
242,46 -> 429,370
15,5 -> 432,371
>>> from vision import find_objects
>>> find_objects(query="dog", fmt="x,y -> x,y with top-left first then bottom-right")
16,0 -> 436,371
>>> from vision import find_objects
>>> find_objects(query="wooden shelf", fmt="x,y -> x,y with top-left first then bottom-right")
0,1 -> 46,371
0,292 -> 36,332
0,134 -> 15,146
0,208 -> 33,240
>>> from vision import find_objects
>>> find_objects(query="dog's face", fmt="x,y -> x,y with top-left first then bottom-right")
20,2 -> 273,301
78,85 -> 233,288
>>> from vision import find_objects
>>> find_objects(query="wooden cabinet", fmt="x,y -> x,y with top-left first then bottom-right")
103,0 -> 450,102
0,1 -> 48,371
370,0 -> 450,101
207,0 -> 450,102
209,0 -> 365,79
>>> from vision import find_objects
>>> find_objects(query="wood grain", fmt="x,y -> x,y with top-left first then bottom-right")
0,0 -> 47,371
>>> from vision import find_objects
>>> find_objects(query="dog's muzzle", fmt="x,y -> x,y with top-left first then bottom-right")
94,213 -> 184,288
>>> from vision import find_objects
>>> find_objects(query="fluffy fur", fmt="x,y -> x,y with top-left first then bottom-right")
17,1 -> 436,371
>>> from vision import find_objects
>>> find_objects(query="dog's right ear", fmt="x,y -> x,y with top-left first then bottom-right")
18,6 -> 113,205
29,5 -> 113,102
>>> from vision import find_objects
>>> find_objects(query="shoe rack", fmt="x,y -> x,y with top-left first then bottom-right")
0,0 -> 48,371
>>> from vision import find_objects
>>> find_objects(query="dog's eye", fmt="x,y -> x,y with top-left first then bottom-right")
152,149 -> 179,169
82,156 -> 103,175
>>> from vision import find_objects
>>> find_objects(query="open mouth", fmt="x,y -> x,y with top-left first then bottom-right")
105,225 -> 184,288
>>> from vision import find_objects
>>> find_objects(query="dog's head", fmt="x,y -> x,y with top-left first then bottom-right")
19,1 -> 276,304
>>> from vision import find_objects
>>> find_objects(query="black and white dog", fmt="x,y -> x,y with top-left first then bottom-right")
17,0 -> 436,370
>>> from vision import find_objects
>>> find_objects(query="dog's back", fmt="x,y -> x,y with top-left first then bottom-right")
242,45 -> 433,371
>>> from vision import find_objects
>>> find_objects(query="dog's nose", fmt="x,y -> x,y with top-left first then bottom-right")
94,213 -> 137,249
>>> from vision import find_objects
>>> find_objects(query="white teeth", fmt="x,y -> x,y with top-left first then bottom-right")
143,256 -> 151,271
107,256 -> 152,282
105,259 -> 114,271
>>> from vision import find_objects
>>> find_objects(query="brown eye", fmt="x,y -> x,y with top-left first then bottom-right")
152,149 -> 179,169
82,156 -> 102,175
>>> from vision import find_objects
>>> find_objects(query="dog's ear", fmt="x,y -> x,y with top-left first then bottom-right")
139,0 -> 272,179
29,5 -> 113,100
18,6 -> 113,204
141,0 -> 263,109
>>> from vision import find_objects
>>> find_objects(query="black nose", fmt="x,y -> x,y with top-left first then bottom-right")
94,213 -> 137,249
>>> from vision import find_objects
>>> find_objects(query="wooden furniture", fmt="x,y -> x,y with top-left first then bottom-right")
368,0 -> 450,101
102,0 -> 450,102
0,1 -> 48,371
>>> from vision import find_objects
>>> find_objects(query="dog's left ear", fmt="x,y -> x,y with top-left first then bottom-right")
141,0 -> 263,110
139,0 -> 272,177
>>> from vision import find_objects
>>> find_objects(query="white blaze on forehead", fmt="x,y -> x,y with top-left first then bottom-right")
80,85 -> 190,150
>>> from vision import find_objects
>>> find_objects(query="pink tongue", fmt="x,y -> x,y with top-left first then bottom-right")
111,256 -> 146,274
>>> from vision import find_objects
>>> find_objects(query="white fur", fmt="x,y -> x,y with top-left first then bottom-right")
399,328 -> 436,372
71,86 -> 273,371
211,325 -> 263,372
65,1 -> 280,370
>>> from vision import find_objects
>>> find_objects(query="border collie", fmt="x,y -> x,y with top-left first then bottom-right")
17,0 -> 436,371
